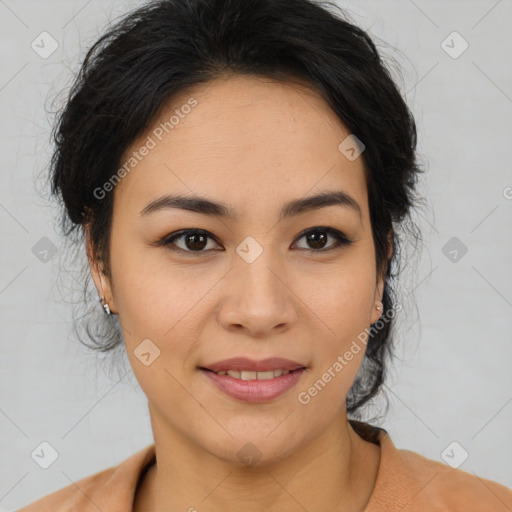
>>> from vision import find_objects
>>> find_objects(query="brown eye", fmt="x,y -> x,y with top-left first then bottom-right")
182,232 -> 208,251
305,230 -> 328,250
294,227 -> 353,252
160,229 -> 221,253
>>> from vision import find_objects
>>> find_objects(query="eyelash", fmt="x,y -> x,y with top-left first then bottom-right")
156,227 -> 353,255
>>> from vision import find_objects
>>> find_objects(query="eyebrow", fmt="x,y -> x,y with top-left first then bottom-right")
139,190 -> 362,223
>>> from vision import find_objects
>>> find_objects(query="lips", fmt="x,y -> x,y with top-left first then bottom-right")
200,357 -> 306,373
199,357 -> 308,402
201,366 -> 306,403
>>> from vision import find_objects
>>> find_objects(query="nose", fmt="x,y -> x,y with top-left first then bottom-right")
216,246 -> 298,338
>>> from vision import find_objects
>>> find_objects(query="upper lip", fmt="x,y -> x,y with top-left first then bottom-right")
201,357 -> 306,373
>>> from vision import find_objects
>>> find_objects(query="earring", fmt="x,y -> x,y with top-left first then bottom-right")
99,296 -> 112,315
375,300 -> 383,312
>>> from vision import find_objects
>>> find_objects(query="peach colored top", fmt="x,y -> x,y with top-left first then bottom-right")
17,421 -> 512,511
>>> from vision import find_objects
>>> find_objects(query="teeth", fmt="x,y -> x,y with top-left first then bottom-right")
240,370 -> 257,380
221,369 -> 291,380
256,371 -> 275,380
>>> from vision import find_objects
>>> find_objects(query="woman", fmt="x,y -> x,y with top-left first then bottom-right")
18,0 -> 512,510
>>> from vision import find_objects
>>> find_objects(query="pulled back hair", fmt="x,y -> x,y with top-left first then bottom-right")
48,0 -> 425,417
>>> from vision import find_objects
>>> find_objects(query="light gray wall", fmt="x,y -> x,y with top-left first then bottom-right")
1,0 -> 511,509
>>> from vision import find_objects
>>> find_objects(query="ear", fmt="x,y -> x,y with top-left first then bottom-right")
370,230 -> 394,324
84,224 -> 117,314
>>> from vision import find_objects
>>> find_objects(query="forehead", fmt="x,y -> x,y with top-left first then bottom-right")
114,74 -> 368,220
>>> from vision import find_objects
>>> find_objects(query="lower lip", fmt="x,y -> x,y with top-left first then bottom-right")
201,368 -> 306,403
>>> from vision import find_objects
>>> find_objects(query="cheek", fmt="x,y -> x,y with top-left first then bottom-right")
300,260 -> 376,337
109,242 -> 223,373
110,236 -> 189,330
296,260 -> 376,395
109,252 -> 204,408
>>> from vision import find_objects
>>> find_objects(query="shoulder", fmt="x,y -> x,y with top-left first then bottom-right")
15,444 -> 156,512
350,421 -> 512,512
379,433 -> 512,510
15,467 -> 114,512
398,447 -> 512,510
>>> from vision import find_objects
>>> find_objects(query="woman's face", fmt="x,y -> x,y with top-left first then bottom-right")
89,74 -> 386,465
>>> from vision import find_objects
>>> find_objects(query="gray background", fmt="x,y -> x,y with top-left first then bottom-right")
1,0 -> 511,509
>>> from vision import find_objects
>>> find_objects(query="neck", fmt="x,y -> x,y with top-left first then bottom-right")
134,408 -> 381,512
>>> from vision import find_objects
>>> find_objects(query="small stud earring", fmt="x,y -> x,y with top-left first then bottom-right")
375,300 -> 382,311
99,296 -> 112,315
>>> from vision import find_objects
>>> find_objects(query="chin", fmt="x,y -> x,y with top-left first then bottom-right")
197,421 -> 305,468
210,439 -> 295,468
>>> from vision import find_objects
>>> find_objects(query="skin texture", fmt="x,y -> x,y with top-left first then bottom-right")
87,74 -> 391,511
